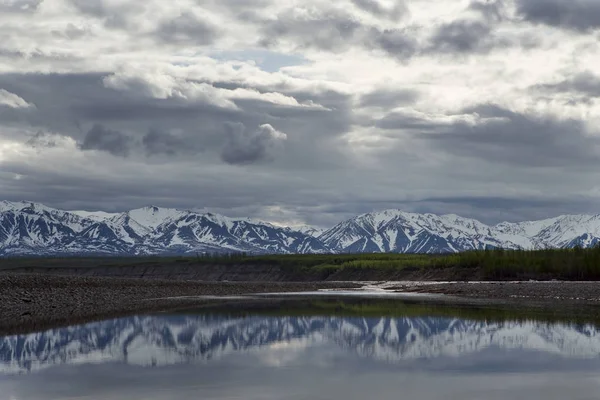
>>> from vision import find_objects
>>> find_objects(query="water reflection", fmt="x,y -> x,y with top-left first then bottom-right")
3,302 -> 600,399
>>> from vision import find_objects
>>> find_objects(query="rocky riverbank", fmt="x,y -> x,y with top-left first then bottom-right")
6,272 -> 600,336
0,274 -> 359,335
398,281 -> 600,304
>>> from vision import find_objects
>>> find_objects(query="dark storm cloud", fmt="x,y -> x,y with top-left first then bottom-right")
0,49 -> 25,59
75,97 -> 237,122
371,28 -> 417,59
416,104 -> 600,167
257,8 -> 416,59
534,72 -> 600,97
351,0 -> 386,15
307,195 -> 600,226
256,3 -> 526,59
0,47 -> 82,64
0,149 -> 331,217
257,88 -> 354,166
3,0 -> 600,228
408,195 -> 600,224
428,20 -> 505,54
0,73 -> 129,133
0,72 -> 238,143
359,88 -> 419,108
80,123 -> 133,157
221,123 -> 287,165
0,72 -> 354,175
515,0 -> 600,32
142,129 -> 192,156
155,12 -> 219,45
0,89 -> 36,126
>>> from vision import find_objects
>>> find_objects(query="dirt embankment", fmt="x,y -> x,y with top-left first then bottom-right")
0,261 -> 484,335
3,263 -> 326,281
0,274 -> 359,335
1,263 -> 484,282
401,281 -> 600,303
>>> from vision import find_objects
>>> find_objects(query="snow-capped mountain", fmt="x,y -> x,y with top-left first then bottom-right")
0,201 -> 328,256
320,210 -> 600,253
319,210 -> 511,253
2,313 -> 599,374
3,201 -> 600,255
293,225 -> 326,238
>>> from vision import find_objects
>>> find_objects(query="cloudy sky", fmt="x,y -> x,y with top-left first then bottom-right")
1,0 -> 600,227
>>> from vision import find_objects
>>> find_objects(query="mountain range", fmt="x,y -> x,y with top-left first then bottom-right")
2,313 -> 599,374
2,200 -> 600,255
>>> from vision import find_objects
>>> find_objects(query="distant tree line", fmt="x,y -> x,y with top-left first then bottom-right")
195,251 -> 249,260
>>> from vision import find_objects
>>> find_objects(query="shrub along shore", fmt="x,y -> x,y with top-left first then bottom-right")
205,246 -> 600,280
3,247 -> 600,281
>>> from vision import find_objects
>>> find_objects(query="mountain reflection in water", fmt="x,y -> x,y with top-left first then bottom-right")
2,301 -> 600,400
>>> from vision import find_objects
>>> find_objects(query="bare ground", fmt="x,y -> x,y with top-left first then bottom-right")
397,281 -> 600,304
6,273 -> 600,336
0,274 -> 359,335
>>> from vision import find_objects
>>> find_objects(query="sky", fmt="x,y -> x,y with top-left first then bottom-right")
1,0 -> 600,227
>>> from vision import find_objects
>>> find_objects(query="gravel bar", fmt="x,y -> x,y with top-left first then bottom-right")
400,281 -> 600,304
6,275 -> 600,335
0,274 -> 359,335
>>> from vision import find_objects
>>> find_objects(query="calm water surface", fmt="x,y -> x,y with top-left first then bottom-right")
2,299 -> 600,400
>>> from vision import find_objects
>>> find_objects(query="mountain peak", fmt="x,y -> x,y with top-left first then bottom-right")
3,200 -> 600,255
0,200 -> 58,214
126,206 -> 186,230
0,201 -> 330,255
292,225 -> 326,238
71,210 -> 120,221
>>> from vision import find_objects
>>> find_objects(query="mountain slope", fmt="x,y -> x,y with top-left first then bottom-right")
3,201 -> 600,255
320,209 -> 600,253
320,210 -> 523,253
0,202 -> 328,256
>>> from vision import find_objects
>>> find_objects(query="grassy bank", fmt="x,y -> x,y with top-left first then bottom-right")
3,247 -> 600,280
199,248 -> 600,280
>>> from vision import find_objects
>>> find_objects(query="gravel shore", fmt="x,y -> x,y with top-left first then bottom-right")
0,274 -> 359,335
399,281 -> 600,304
6,274 -> 600,335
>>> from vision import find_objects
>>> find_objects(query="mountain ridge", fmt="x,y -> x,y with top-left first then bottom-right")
2,201 -> 600,255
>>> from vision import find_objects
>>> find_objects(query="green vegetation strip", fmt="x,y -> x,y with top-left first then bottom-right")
4,247 -> 600,280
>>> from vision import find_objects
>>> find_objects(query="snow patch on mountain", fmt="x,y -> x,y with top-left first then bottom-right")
125,206 -> 186,230
292,225 -> 326,238
72,210 -> 120,221
321,209 -> 600,254
3,201 -> 600,255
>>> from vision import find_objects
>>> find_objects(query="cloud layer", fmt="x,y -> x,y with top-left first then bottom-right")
1,0 -> 600,227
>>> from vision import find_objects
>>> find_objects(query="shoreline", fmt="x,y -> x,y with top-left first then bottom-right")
4,274 -> 600,336
397,281 -> 600,303
0,274 -> 359,336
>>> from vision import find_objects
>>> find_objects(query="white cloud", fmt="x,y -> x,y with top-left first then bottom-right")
1,0 -> 600,224
0,89 -> 34,108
